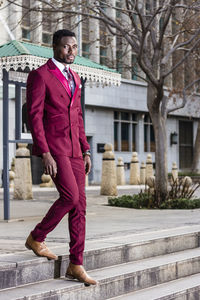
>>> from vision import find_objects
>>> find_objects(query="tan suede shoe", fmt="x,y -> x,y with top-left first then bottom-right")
25,233 -> 58,260
65,262 -> 97,286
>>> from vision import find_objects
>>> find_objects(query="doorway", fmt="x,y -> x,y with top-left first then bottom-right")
179,120 -> 193,169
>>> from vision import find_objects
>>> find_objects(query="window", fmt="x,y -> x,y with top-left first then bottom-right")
21,0 -> 30,41
179,121 -> 193,169
22,28 -> 30,40
114,111 -> 137,152
132,54 -> 138,80
100,19 -> 107,65
100,46 -> 107,65
82,13 -> 90,58
82,42 -> 90,58
42,3 -> 52,45
42,33 -> 51,45
144,114 -> 155,152
116,1 -> 122,19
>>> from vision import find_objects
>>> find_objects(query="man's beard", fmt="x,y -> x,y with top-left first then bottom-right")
56,56 -> 74,64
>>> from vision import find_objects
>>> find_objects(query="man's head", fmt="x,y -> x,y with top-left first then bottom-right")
53,29 -> 78,65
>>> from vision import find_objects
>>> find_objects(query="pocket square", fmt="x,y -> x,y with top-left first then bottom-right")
79,84 -> 82,89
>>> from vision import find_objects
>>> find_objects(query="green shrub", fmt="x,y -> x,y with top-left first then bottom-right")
160,198 -> 200,209
108,194 -> 200,209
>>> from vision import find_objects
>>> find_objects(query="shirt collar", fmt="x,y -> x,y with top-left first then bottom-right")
52,58 -> 69,73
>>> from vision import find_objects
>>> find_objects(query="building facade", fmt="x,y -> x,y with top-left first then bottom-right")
0,0 -> 199,185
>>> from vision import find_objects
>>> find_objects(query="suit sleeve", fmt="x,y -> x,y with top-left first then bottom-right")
78,94 -> 90,153
26,70 -> 50,155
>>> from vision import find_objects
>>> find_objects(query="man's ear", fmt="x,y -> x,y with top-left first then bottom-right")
52,44 -> 56,51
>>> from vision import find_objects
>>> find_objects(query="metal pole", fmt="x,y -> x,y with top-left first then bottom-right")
15,84 -> 21,140
3,69 -> 10,220
81,77 -> 87,126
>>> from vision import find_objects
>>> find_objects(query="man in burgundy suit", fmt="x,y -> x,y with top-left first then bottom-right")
25,29 -> 97,286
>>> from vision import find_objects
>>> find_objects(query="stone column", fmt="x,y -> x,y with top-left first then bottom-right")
172,162 -> 178,183
106,0 -> 116,68
140,162 -> 146,185
100,144 -> 117,196
72,5 -> 82,56
116,157 -> 125,185
130,152 -> 140,185
14,144 -> 33,200
146,154 -> 154,181
8,0 -> 22,40
54,12 -> 63,31
89,17 -> 100,63
30,0 -> 42,43
121,2 -> 132,79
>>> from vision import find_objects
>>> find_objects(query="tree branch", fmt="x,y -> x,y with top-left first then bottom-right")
167,78 -> 200,114
163,36 -> 200,78
161,27 -> 200,66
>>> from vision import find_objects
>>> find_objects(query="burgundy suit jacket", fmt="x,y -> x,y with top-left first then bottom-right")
26,59 -> 90,157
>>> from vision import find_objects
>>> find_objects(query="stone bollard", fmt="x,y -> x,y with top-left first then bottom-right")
116,157 -> 125,185
9,170 -> 15,188
146,175 -> 155,194
182,176 -> 192,187
100,143 -> 117,196
182,176 -> 193,193
14,143 -> 33,199
9,158 -> 15,188
130,152 -> 140,185
85,175 -> 89,187
40,174 -> 54,187
146,154 -> 154,182
140,162 -> 146,185
172,162 -> 178,183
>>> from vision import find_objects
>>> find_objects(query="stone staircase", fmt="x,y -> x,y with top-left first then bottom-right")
1,226 -> 200,300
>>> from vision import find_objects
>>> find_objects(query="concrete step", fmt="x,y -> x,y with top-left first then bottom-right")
0,226 -> 200,290
109,273 -> 200,300
1,247 -> 200,300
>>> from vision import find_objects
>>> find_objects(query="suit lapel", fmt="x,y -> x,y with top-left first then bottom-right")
70,68 -> 79,107
47,59 -> 72,98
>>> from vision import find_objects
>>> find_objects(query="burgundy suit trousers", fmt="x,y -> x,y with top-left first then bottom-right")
31,156 -> 86,265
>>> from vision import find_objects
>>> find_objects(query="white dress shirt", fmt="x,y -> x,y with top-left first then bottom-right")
51,58 -> 75,94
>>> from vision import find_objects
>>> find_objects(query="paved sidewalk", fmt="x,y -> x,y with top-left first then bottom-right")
0,185 -> 200,255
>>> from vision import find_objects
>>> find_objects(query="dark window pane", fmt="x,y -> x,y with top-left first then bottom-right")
121,123 -> 129,151
114,122 -> 118,151
132,113 -> 136,121
121,112 -> 129,120
179,146 -> 193,169
144,114 -> 148,123
116,49 -> 123,73
42,33 -> 52,45
82,17 -> 89,41
82,43 -> 90,58
144,124 -> 148,152
179,121 -> 193,145
132,124 -> 136,151
22,28 -> 30,40
179,121 -> 193,168
22,0 -> 30,27
150,125 -> 155,152
114,111 -> 119,119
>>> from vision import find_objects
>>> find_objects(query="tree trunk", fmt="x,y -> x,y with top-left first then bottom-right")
147,84 -> 168,206
192,120 -> 200,173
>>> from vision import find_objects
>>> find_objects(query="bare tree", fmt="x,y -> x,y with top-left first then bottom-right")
6,0 -> 200,204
